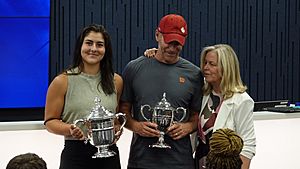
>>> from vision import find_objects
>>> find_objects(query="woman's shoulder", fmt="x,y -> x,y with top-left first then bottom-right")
114,73 -> 123,82
48,74 -> 68,94
52,74 -> 68,85
232,92 -> 254,104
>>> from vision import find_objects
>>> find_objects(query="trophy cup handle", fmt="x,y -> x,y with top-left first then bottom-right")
115,113 -> 127,131
114,113 -> 127,143
140,104 -> 152,121
73,119 -> 89,144
174,107 -> 187,122
73,119 -> 85,126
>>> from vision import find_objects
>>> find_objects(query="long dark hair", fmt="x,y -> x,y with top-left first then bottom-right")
67,24 -> 115,95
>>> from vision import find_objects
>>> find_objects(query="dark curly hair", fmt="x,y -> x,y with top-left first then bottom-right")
206,128 -> 244,169
6,153 -> 47,169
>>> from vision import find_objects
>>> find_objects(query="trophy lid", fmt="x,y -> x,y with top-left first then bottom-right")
88,97 -> 114,120
155,93 -> 173,110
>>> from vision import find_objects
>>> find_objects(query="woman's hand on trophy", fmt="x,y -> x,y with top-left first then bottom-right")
70,124 -> 85,140
134,121 -> 160,137
144,48 -> 157,58
167,122 -> 191,140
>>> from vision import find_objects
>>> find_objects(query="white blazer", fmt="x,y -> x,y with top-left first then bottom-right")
192,92 -> 256,159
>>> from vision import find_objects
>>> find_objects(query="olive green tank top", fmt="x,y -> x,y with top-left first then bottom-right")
62,68 -> 117,140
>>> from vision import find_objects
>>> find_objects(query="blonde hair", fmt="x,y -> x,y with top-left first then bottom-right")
200,44 -> 247,100
206,128 -> 244,169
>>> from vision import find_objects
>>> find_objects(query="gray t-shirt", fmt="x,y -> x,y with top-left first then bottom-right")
62,68 -> 117,140
121,56 -> 203,169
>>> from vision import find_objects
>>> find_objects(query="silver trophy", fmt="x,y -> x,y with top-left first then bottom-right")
74,97 -> 126,158
141,92 -> 186,148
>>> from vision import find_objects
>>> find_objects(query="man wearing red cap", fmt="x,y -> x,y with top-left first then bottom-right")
120,14 -> 204,169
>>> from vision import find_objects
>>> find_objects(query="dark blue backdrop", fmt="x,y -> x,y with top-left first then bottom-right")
50,0 -> 300,103
0,0 -> 299,121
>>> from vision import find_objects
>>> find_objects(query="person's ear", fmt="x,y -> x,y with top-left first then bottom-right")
155,29 -> 159,42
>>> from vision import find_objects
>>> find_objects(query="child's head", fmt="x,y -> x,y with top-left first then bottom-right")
206,128 -> 244,169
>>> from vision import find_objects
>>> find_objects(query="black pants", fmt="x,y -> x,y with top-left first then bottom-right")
60,140 -> 121,169
194,141 -> 209,169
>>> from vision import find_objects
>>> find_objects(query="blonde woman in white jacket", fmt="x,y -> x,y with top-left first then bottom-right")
194,44 -> 256,169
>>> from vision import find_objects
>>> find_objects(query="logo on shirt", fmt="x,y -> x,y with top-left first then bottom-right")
179,76 -> 185,84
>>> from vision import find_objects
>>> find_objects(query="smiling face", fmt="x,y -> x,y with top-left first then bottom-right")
155,31 -> 183,64
202,51 -> 222,89
81,31 -> 105,67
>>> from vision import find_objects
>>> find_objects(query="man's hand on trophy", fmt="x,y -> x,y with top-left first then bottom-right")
167,122 -> 191,140
134,121 -> 160,137
70,124 -> 85,140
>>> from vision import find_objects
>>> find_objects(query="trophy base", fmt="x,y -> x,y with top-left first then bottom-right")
150,143 -> 171,149
92,150 -> 116,158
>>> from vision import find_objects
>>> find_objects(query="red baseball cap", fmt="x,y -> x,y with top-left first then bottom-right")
158,14 -> 188,46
